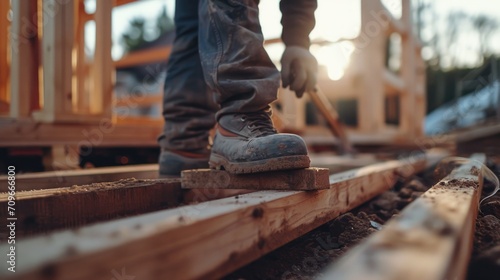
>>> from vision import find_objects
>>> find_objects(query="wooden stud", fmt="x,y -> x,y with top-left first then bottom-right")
33,0 -> 74,122
91,0 -> 113,116
0,0 -> 10,114
74,0 -> 90,113
0,154 -> 429,280
320,154 -> 486,280
357,0 -> 386,132
399,0 -> 418,137
114,46 -> 172,69
42,144 -> 80,171
9,0 -> 39,119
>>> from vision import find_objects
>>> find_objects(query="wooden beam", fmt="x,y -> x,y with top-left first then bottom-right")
10,0 -> 39,119
115,94 -> 162,107
0,164 -> 159,191
0,120 -> 161,147
114,46 -> 172,68
114,0 -> 138,6
0,179 -> 182,239
399,0 -> 418,137
91,0 -> 113,116
450,122 -> 500,143
33,0 -> 74,122
0,0 -> 10,113
357,0 -> 386,132
74,0 -> 91,113
320,154 -> 486,280
181,168 -> 330,191
0,154 -> 429,280
380,2 -> 406,35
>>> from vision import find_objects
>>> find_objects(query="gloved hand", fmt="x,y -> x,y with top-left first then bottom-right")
280,46 -> 318,98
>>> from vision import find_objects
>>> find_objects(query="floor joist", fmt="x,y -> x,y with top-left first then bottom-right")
320,153 -> 486,280
0,179 -> 251,239
0,164 -> 159,191
1,153 -> 428,280
0,179 -> 181,239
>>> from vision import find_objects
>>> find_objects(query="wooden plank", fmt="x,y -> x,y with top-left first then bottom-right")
320,154 -> 486,280
91,0 -> 113,116
0,164 -> 159,191
42,144 -> 81,171
0,120 -> 161,147
450,122 -> 500,143
115,0 -> 138,6
74,0 -> 91,113
33,0 -> 74,122
114,46 -> 172,68
9,0 -> 39,119
115,94 -> 162,107
357,0 -> 386,132
0,179 -> 183,239
181,168 -> 330,190
0,154 -> 428,280
0,0 -> 9,113
379,1 -> 406,35
399,0 -> 418,137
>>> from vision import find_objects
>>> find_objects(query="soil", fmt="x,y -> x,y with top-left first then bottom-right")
224,158 -> 500,280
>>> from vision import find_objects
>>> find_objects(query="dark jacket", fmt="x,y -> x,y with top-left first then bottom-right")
280,0 -> 318,49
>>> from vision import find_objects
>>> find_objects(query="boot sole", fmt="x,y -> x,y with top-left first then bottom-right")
209,153 -> 310,174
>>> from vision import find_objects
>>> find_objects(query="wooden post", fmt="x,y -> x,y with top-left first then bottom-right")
9,0 -> 40,119
0,0 -> 9,114
33,0 -> 74,122
414,51 -> 426,137
357,0 -> 386,132
400,0 -> 418,137
91,0 -> 113,116
74,0 -> 91,113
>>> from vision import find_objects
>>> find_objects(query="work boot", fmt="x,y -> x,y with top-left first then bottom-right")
210,112 -> 310,174
159,149 -> 209,178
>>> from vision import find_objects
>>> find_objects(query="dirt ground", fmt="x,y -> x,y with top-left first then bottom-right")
224,158 -> 500,280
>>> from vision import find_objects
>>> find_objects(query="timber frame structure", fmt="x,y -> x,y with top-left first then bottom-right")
0,0 -> 425,168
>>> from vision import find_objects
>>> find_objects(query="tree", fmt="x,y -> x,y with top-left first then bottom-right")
120,5 -> 174,53
471,15 -> 498,61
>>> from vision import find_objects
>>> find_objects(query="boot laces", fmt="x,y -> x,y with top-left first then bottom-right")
240,112 -> 277,137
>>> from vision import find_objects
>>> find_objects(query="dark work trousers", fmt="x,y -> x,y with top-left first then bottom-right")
158,0 -> 280,153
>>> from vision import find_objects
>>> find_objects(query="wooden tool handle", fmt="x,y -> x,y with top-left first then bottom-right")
308,87 -> 355,154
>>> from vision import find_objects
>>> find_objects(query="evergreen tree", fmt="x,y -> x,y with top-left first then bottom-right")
120,5 -> 174,53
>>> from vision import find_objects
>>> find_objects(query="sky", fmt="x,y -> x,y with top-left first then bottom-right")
84,0 -> 500,76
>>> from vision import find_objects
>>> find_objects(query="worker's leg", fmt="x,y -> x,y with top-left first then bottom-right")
158,0 -> 218,177
198,0 -> 310,173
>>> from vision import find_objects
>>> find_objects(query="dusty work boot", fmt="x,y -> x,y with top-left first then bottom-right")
159,149 -> 209,178
210,112 -> 310,174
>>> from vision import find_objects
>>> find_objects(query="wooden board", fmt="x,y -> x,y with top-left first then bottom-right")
181,168 -> 330,190
91,0 -> 113,116
9,0 -> 39,119
0,119 -> 161,147
0,179 -> 182,239
0,153 -> 429,280
320,154 -> 486,280
0,164 -> 159,191
0,0 -> 9,111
